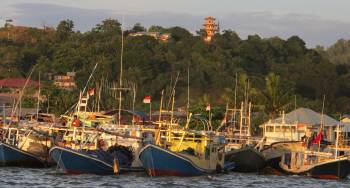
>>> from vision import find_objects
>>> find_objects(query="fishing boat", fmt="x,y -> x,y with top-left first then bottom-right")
50,60 -> 150,174
261,141 -> 302,171
0,111 -> 58,168
139,99 -> 226,177
279,125 -> 350,179
280,150 -> 350,179
139,129 -> 226,176
0,126 -> 53,167
220,101 -> 266,172
0,70 -> 57,167
49,95 -> 143,174
260,107 -> 342,172
49,125 -> 137,175
224,143 -> 266,173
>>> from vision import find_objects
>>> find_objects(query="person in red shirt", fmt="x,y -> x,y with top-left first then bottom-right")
72,115 -> 81,127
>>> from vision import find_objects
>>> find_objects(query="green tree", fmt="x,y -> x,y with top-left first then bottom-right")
56,19 -> 74,40
262,73 -> 293,118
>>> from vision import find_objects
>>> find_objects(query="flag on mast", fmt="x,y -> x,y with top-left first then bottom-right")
143,96 -> 151,104
206,104 -> 211,111
312,129 -> 323,144
88,88 -> 95,96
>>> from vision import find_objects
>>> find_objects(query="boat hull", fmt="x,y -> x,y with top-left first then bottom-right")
50,146 -> 114,175
0,142 -> 47,168
139,144 -> 208,177
309,158 -> 350,179
225,147 -> 266,172
280,157 -> 350,180
263,141 -> 304,172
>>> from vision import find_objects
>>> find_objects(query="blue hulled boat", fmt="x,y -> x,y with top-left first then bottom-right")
139,144 -> 210,176
139,123 -> 226,177
50,146 -> 115,175
0,142 -> 47,168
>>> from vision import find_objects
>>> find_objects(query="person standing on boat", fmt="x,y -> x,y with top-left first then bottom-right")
72,115 -> 81,127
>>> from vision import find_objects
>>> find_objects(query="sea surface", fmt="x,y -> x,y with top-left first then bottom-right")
0,167 -> 348,188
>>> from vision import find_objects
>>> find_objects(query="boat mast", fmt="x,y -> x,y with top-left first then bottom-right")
170,89 -> 175,129
187,64 -> 190,118
156,90 -> 164,146
232,72 -> 238,132
318,94 -> 326,152
118,20 -> 124,126
335,124 -> 340,159
36,72 -> 41,119
10,67 -> 36,124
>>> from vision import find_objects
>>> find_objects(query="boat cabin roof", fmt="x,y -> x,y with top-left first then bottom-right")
261,108 -> 340,127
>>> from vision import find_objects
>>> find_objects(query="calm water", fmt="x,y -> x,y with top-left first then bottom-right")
0,168 -> 348,188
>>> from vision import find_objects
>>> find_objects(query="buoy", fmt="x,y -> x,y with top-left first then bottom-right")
113,158 -> 119,175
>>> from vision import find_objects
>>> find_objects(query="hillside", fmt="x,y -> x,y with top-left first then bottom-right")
0,19 -> 349,124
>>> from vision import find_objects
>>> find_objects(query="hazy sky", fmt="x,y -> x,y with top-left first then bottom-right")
1,0 -> 350,47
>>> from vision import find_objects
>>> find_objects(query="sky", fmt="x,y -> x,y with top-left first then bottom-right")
1,0 -> 350,47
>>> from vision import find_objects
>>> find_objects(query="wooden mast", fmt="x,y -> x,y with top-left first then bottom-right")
118,20 -> 124,126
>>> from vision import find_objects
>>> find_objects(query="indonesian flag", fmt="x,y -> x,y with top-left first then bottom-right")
88,88 -> 95,96
206,104 -> 211,111
143,96 -> 151,104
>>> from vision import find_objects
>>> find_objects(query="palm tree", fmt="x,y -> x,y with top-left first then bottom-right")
262,72 -> 293,119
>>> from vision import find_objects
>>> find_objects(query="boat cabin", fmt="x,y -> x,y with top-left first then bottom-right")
260,108 -> 340,145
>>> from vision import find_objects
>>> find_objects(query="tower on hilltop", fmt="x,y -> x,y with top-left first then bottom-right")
203,16 -> 218,42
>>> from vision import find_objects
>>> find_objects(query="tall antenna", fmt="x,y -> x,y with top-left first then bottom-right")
118,16 -> 125,125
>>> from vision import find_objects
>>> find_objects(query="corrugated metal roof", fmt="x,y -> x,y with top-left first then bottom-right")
268,107 -> 339,126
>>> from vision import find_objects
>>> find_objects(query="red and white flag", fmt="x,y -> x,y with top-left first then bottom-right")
143,96 -> 151,104
206,104 -> 211,111
88,88 -> 95,96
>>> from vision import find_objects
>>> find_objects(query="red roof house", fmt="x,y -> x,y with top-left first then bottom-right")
0,78 -> 39,88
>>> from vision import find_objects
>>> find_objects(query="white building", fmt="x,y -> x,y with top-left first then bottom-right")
260,108 -> 340,145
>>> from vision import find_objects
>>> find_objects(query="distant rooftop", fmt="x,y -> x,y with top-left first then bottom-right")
0,78 -> 39,88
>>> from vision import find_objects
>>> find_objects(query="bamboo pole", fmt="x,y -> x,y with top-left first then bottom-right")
155,90 -> 164,146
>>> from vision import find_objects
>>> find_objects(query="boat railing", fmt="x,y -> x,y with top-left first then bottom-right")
159,134 -> 210,142
225,135 -> 261,145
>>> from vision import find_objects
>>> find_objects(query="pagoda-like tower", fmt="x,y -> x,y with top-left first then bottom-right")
203,16 -> 218,42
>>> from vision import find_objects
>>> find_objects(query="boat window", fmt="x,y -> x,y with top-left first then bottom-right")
205,147 -> 210,160
283,127 -> 291,132
275,126 -> 282,132
291,127 -> 296,132
266,126 -> 274,132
